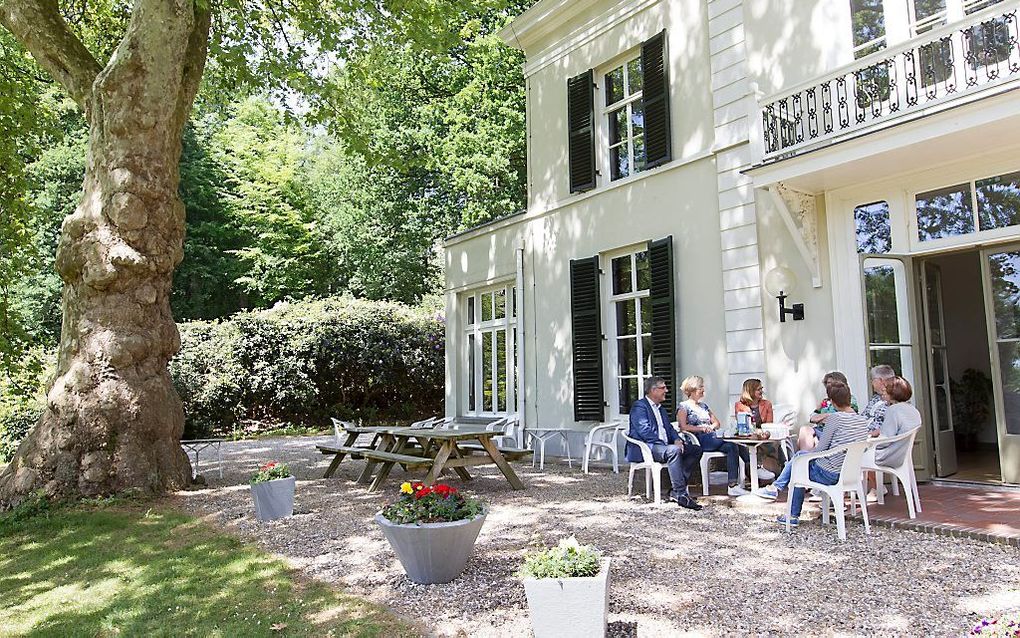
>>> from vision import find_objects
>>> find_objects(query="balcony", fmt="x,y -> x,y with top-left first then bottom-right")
759,1 -> 1020,162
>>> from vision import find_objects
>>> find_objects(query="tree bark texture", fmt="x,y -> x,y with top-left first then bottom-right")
0,0 -> 210,506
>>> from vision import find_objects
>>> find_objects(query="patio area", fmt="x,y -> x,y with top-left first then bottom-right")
171,436 -> 1020,637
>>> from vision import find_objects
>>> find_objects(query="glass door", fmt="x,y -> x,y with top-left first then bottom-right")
981,246 -> 1020,484
860,254 -> 931,480
920,261 -> 958,476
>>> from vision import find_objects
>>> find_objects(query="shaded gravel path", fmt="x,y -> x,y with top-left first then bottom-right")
169,435 -> 1020,637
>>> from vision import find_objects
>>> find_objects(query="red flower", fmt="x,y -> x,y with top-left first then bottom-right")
260,462 -> 278,471
413,486 -> 433,499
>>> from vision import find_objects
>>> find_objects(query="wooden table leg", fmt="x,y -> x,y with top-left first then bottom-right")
359,434 -> 394,484
479,437 -> 525,490
423,441 -> 455,486
447,444 -> 473,481
324,431 -> 360,478
369,460 -> 398,492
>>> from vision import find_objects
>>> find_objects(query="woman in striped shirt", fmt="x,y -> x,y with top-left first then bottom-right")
754,381 -> 872,526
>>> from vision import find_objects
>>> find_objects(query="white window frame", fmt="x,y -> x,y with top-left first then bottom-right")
597,50 -> 645,185
462,282 -> 518,417
850,0 -> 1006,57
602,245 -> 653,417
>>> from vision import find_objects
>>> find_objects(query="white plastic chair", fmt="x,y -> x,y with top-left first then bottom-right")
688,419 -> 745,496
860,427 -> 923,518
770,404 -> 799,461
330,417 -> 356,444
787,439 -> 871,540
583,420 -> 624,474
622,432 -> 667,504
432,416 -> 456,429
487,414 -> 522,448
408,417 -> 435,429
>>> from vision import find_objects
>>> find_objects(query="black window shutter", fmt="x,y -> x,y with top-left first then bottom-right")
648,236 -> 677,415
567,69 -> 596,193
570,256 -> 604,421
641,30 -> 672,169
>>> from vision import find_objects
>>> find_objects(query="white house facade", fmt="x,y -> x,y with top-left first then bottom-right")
443,0 -> 1020,485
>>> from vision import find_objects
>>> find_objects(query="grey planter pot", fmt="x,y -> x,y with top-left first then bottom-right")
374,510 -> 487,584
251,476 -> 295,521
523,559 -> 611,638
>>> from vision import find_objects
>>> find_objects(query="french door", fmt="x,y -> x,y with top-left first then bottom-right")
981,245 -> 1020,484
920,261 -> 958,476
859,254 -> 931,480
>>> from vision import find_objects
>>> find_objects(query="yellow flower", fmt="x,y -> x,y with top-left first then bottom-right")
400,482 -> 413,494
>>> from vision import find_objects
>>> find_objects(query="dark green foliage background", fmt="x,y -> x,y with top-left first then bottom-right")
170,295 -> 446,439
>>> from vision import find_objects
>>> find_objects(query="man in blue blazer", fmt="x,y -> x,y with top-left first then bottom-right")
627,376 -> 703,509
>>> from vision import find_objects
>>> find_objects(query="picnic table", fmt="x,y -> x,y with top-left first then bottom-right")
317,425 -> 528,492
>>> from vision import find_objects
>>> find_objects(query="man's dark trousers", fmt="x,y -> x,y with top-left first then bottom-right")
648,442 -> 702,499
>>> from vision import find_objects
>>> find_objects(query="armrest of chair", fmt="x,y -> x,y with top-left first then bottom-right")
789,441 -> 857,482
622,433 -> 654,464
586,420 -> 623,444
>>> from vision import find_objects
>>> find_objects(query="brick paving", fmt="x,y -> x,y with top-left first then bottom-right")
851,482 -> 1020,546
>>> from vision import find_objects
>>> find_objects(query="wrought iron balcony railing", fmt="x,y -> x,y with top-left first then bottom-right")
760,1 -> 1020,160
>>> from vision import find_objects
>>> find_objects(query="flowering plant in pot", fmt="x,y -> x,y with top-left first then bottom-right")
519,537 -> 610,638
375,481 -> 486,584
250,462 -> 295,522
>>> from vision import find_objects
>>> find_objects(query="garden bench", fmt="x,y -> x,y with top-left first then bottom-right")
458,442 -> 533,462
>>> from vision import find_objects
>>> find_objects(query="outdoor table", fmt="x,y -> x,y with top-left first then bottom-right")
364,426 -> 525,492
525,428 -> 577,469
720,436 -> 778,492
319,425 -> 393,478
179,438 -> 225,479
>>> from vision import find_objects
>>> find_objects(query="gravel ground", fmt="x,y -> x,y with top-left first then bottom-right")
170,435 -> 1020,637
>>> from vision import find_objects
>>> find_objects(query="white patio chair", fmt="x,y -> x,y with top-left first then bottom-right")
687,417 -> 745,496
487,415 -> 522,448
432,416 -> 456,429
330,417 -> 356,444
787,439 -> 871,540
525,425 -> 556,469
621,432 -> 667,504
860,426 -> 923,518
770,403 -> 799,462
582,420 -> 624,474
408,417 -> 435,429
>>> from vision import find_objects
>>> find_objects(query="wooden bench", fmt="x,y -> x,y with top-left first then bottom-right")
318,444 -> 433,478
459,442 -> 533,462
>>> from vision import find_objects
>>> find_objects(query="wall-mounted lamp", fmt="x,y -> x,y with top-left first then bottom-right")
764,267 -> 805,322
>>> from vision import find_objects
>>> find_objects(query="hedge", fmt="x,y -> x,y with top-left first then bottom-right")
0,296 -> 445,457
171,295 -> 446,438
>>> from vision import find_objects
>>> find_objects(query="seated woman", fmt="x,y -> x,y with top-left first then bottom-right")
734,378 -> 777,478
874,376 -> 922,467
734,378 -> 773,428
754,381 -> 872,527
677,375 -> 750,496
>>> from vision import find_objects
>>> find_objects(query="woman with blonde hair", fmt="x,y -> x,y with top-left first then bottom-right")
677,375 -> 750,496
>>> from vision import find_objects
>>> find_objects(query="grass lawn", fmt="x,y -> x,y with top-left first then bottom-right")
0,498 -> 419,637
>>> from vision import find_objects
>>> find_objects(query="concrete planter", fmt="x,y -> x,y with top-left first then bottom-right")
374,510 -> 487,584
523,559 -> 611,638
251,476 -> 295,521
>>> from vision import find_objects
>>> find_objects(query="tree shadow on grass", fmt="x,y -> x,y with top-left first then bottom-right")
0,504 -> 418,637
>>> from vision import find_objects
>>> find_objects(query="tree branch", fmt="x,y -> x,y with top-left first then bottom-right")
0,0 -> 101,110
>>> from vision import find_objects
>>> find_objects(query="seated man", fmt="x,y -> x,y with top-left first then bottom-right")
627,376 -> 704,510
754,381 -> 871,526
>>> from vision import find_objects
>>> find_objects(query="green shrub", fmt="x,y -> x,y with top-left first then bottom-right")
0,346 -> 55,463
518,537 -> 602,580
172,295 -> 444,438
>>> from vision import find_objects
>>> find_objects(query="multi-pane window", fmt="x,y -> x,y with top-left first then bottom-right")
608,251 -> 652,414
464,285 -> 517,415
916,169 -> 1020,242
603,56 -> 645,181
855,200 -> 892,254
850,0 -> 887,58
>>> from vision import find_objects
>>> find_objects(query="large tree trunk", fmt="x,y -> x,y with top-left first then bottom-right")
0,0 -> 210,506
